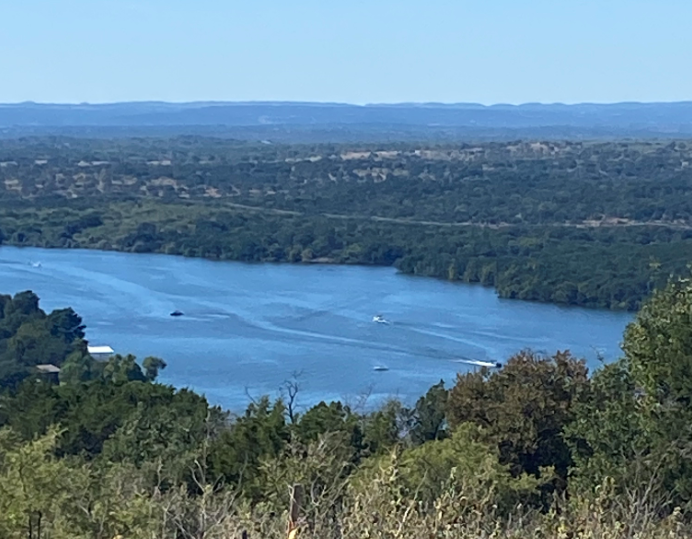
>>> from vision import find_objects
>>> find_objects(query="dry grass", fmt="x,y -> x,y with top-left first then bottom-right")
156,483 -> 690,539
2,432 -> 689,538
152,450 -> 691,539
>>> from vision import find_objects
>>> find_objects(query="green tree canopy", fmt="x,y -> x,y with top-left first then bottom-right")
571,276 -> 692,506
447,350 -> 589,486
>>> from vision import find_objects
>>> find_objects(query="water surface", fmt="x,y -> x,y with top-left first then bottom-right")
0,246 -> 632,410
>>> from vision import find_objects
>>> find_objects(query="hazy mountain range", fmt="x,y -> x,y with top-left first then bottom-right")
1,101 -> 691,141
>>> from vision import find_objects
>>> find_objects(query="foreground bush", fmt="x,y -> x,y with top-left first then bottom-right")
0,428 -> 690,539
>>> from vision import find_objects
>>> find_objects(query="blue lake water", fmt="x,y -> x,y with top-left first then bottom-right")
0,246 -> 633,411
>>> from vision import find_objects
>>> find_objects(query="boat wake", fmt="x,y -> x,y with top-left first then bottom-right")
453,358 -> 502,369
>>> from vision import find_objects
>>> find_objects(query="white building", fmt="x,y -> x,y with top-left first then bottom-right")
88,345 -> 114,362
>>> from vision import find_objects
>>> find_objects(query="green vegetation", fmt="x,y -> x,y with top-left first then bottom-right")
3,279 -> 692,537
0,290 -> 87,388
2,137 -> 692,309
0,290 -> 167,390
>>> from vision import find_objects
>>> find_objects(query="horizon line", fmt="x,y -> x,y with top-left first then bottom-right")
2,100 -> 692,108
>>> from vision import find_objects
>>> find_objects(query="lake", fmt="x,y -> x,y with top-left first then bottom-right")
0,246 -> 633,411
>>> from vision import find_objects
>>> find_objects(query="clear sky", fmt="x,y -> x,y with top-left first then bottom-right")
1,0 -> 690,105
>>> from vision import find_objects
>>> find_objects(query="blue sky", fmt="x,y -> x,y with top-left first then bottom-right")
1,0 -> 689,104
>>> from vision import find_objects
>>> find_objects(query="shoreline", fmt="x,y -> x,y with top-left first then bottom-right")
0,240 -> 639,313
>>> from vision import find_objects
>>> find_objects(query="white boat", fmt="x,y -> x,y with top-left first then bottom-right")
454,359 -> 502,369
30,262 -> 41,268
373,365 -> 389,372
372,314 -> 389,324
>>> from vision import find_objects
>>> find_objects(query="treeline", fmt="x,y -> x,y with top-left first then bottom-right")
3,201 -> 691,310
2,137 -> 692,310
3,280 -> 692,537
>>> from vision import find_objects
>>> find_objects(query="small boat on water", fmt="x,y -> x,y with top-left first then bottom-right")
373,365 -> 389,372
455,359 -> 502,369
170,310 -> 184,317
372,314 -> 389,324
30,262 -> 41,268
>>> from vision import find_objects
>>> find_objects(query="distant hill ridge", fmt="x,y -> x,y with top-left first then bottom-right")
1,100 -> 691,127
2,101 -> 692,141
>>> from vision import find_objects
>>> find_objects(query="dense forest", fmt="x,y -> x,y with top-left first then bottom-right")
2,137 -> 692,309
2,277 -> 692,537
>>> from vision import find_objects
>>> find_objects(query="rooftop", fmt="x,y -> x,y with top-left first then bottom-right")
87,345 -> 114,354
36,364 -> 61,374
